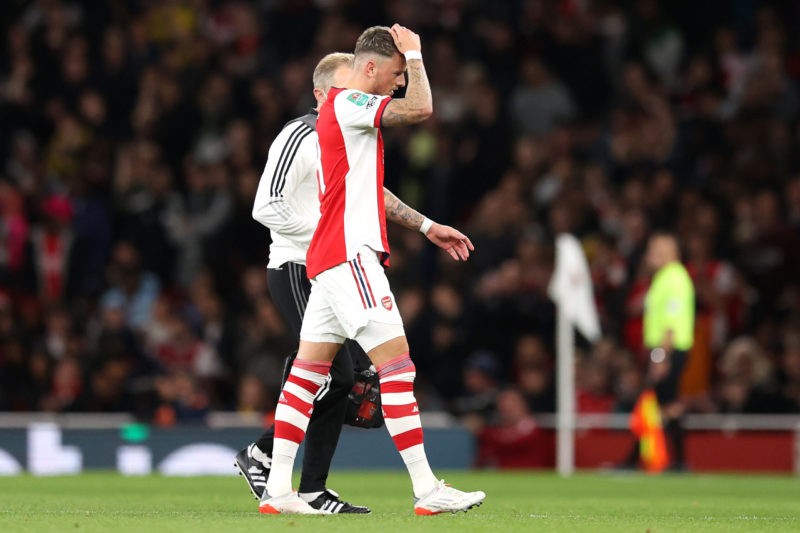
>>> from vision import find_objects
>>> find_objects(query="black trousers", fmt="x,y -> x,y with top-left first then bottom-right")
654,349 -> 688,467
624,349 -> 689,468
653,349 -> 688,406
255,262 -> 368,493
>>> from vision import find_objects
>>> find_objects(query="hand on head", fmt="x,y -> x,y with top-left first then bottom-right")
389,24 -> 421,54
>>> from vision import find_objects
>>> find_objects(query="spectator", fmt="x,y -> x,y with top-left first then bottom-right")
0,183 -> 29,288
41,356 -> 83,412
716,337 -> 784,413
152,311 -> 223,380
475,387 -> 553,469
509,58 -> 576,137
100,241 -> 160,332
453,350 -> 503,422
28,195 -> 74,303
153,372 -> 210,426
237,374 -> 271,415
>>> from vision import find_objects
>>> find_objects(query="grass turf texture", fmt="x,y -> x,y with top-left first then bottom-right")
1,471 -> 798,532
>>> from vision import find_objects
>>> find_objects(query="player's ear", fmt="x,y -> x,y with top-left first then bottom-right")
365,58 -> 376,78
313,87 -> 326,105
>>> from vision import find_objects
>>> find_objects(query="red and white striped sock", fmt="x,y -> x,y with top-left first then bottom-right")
264,358 -> 331,498
378,353 -> 438,498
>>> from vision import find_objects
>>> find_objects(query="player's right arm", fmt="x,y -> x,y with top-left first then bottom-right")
381,24 -> 432,127
252,122 -> 318,243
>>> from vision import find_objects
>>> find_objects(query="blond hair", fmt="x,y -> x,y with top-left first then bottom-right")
312,52 -> 354,92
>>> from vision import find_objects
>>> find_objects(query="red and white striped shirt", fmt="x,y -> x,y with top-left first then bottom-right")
307,87 -> 392,279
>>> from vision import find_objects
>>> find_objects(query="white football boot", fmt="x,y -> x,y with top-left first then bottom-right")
259,491 -> 328,515
413,480 -> 486,515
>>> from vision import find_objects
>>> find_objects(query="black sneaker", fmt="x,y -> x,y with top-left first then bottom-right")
306,489 -> 371,514
234,444 -> 270,500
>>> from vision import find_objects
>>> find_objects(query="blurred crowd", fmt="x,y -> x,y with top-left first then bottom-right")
0,0 -> 799,449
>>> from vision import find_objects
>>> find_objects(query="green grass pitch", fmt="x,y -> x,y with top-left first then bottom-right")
1,471 -> 798,532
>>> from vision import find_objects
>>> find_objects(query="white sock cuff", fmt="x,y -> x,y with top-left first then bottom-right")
290,365 -> 330,384
399,443 -> 427,464
272,438 -> 299,458
251,444 -> 271,464
298,491 -> 323,503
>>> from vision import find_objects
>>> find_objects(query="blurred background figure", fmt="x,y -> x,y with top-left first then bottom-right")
619,233 -> 694,471
453,350 -> 503,431
475,387 -> 553,469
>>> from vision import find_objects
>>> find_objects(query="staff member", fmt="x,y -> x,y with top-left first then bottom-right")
642,232 -> 695,470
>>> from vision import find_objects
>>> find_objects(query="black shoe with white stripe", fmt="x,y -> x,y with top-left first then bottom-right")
234,444 -> 270,500
306,489 -> 371,514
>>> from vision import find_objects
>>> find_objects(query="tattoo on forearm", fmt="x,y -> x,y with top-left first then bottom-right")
384,188 -> 424,230
381,61 -> 432,126
405,61 -> 429,108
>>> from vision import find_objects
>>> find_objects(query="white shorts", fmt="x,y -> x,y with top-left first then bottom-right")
300,246 -> 405,353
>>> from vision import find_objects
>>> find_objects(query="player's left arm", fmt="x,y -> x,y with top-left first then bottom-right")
384,187 -> 424,230
383,187 -> 474,261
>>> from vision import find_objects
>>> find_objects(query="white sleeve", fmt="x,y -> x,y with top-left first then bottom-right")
333,89 -> 392,129
252,122 -> 318,242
